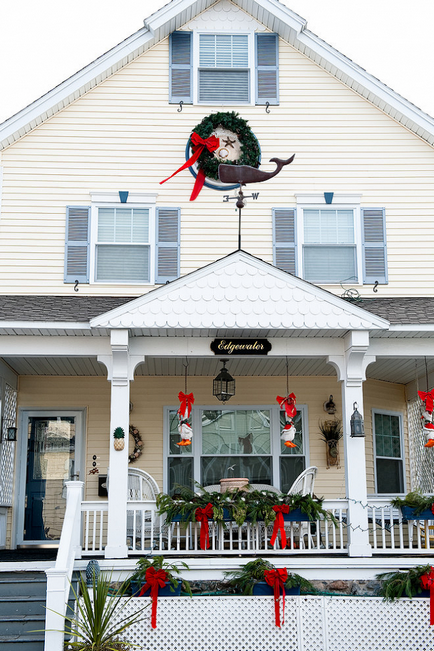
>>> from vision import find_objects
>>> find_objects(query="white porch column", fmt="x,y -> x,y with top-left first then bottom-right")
98,330 -> 144,559
329,331 -> 376,557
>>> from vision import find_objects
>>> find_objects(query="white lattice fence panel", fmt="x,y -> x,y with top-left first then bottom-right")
408,397 -> 434,493
103,596 -> 434,651
0,384 -> 17,506
325,597 -> 434,651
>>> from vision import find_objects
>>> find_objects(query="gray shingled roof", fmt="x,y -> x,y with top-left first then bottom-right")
0,295 -> 431,326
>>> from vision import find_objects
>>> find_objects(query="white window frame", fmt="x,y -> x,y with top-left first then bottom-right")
372,408 -> 406,496
163,403 -> 309,493
295,194 -> 363,285
193,30 -> 255,105
89,192 -> 158,285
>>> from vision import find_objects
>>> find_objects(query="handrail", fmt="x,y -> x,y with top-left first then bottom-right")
45,481 -> 84,651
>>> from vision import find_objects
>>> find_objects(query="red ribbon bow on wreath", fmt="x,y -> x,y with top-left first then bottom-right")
138,567 -> 168,629
269,504 -> 290,549
418,389 -> 434,413
178,391 -> 195,419
421,567 -> 434,626
195,503 -> 214,550
276,393 -> 297,419
264,568 -> 288,627
160,132 -> 220,201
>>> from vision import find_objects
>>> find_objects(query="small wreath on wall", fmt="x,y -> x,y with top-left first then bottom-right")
128,424 -> 143,463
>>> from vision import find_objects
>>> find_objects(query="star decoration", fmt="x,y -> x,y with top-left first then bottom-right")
223,136 -> 236,148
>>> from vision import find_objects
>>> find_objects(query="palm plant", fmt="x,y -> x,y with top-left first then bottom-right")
62,572 -> 147,650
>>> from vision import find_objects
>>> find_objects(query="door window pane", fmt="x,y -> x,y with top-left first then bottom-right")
374,412 -> 404,494
24,416 -> 75,541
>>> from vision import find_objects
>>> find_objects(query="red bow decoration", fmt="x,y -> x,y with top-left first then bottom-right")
195,503 -> 214,550
418,389 -> 434,413
276,393 -> 297,419
178,392 -> 195,419
160,132 -> 220,201
138,567 -> 168,628
264,568 -> 288,627
421,567 -> 434,625
269,504 -> 290,549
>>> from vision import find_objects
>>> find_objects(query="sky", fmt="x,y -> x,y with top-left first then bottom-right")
0,0 -> 433,125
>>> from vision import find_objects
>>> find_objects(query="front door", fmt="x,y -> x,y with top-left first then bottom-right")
18,411 -> 84,544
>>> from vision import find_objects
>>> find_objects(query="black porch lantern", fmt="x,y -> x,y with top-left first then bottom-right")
1,419 -> 17,442
350,402 -> 365,437
213,359 -> 235,403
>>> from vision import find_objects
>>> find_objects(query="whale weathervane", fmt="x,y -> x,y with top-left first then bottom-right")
218,154 -> 295,185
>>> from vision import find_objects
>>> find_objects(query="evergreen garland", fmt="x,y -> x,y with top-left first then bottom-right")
376,564 -> 432,600
390,491 -> 434,516
191,111 -> 260,181
224,559 -> 316,595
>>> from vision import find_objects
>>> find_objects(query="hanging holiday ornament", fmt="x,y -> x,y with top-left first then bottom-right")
418,388 -> 434,448
176,362 -> 194,446
277,360 -> 297,449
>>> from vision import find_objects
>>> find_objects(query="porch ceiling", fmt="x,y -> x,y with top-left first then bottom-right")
4,354 -> 434,385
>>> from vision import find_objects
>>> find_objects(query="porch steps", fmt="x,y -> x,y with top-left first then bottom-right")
0,571 -> 47,650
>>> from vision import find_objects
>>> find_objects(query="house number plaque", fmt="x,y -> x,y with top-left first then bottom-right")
210,339 -> 272,356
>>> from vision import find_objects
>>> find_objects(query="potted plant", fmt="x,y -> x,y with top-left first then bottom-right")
390,491 -> 434,520
129,555 -> 192,597
376,564 -> 432,600
224,558 -> 315,596
62,572 -> 147,650
318,419 -> 343,468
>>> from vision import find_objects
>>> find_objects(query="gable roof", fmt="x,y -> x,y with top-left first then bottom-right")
89,250 -> 389,331
1,0 -> 434,150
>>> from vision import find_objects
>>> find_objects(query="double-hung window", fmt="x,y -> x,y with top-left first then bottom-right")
273,199 -> 387,285
373,410 -> 405,494
198,34 -> 249,103
303,208 -> 356,284
165,404 -> 307,494
96,207 -> 151,283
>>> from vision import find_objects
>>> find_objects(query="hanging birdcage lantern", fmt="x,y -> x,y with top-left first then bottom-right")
213,360 -> 235,402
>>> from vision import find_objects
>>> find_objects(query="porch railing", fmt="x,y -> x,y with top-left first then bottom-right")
367,498 -> 434,553
81,498 -> 349,555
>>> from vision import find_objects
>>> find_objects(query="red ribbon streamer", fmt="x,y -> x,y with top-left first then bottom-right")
418,389 -> 434,413
276,393 -> 297,419
178,391 -> 195,419
421,567 -> 434,626
269,504 -> 290,548
160,132 -> 220,201
138,567 -> 168,629
264,568 -> 288,627
195,503 -> 214,550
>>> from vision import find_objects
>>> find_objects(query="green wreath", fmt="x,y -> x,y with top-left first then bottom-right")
191,111 -> 260,182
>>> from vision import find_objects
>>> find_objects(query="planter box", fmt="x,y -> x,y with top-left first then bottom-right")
252,582 -> 300,596
132,581 -> 181,597
401,506 -> 434,521
172,507 -> 233,522
283,508 -> 312,522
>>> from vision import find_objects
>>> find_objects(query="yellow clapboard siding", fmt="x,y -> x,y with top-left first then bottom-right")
15,374 -> 407,501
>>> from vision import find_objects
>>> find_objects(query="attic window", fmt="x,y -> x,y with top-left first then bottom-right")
198,34 -> 249,103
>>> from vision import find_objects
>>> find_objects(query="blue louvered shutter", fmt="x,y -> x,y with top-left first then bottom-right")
273,208 -> 297,275
256,33 -> 279,105
156,208 -> 180,283
169,32 -> 192,104
64,206 -> 90,283
362,208 -> 388,284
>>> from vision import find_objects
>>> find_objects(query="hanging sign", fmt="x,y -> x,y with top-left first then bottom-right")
210,339 -> 271,356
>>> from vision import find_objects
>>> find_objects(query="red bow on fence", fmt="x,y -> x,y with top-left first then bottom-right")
178,392 -> 195,419
269,504 -> 290,549
264,568 -> 288,627
138,567 -> 168,628
160,132 -> 220,201
421,567 -> 434,626
418,389 -> 434,413
195,503 -> 214,550
276,393 -> 297,419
